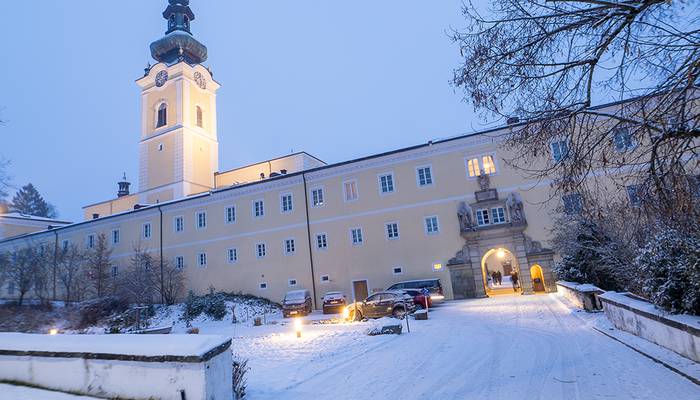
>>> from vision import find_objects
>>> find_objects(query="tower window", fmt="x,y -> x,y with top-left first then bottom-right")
157,103 -> 167,128
196,106 -> 203,128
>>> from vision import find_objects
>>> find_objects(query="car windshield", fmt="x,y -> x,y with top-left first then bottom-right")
324,292 -> 343,300
285,291 -> 306,301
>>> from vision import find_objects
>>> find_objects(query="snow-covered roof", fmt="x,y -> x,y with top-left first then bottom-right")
0,213 -> 71,224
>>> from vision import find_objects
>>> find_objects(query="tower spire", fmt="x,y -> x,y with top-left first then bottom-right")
149,0 -> 208,65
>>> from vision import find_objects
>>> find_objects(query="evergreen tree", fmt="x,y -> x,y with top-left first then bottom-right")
9,183 -> 57,218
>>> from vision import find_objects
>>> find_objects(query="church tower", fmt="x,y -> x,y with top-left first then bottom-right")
135,0 -> 220,205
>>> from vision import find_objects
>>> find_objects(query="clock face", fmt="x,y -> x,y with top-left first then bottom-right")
194,72 -> 207,90
155,70 -> 169,87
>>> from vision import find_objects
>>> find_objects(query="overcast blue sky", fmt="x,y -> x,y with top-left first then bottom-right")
0,1 -> 491,221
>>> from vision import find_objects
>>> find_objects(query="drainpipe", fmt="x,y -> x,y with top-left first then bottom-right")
302,173 -> 318,309
158,205 -> 164,304
52,228 -> 58,302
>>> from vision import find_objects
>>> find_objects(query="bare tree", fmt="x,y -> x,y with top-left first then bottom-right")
87,234 -> 113,298
118,245 -> 157,305
452,0 -> 699,217
29,243 -> 54,306
57,244 -> 87,304
154,257 -> 185,305
1,247 -> 35,305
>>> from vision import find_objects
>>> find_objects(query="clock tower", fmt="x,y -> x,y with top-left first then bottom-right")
135,0 -> 220,205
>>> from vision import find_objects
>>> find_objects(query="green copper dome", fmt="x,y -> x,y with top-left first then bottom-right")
149,0 -> 208,65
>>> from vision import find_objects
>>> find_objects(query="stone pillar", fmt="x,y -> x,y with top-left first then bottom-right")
513,234 -> 534,295
447,262 -> 481,299
468,242 -> 487,298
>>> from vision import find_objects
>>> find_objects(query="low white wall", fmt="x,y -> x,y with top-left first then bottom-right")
600,292 -> 700,363
0,333 -> 232,400
556,281 -> 604,311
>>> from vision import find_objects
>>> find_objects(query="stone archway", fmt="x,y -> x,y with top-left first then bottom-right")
481,247 -> 522,295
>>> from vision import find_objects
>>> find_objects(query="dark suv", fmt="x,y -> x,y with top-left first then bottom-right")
387,279 -> 444,303
282,289 -> 313,318
345,291 -> 415,321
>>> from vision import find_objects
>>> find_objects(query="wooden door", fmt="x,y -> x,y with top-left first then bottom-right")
353,280 -> 369,302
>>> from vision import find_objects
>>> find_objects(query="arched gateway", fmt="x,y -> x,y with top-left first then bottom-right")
445,176 -> 556,299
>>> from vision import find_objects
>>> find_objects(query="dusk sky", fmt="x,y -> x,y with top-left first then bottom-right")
0,1 -> 492,221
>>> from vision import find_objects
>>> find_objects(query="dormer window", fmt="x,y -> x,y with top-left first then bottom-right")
196,106 -> 203,128
156,103 -> 167,128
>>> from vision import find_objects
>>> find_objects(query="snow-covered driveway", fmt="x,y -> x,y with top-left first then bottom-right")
226,294 -> 700,399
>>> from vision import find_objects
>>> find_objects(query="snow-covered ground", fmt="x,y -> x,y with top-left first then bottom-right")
0,384 -> 99,400
175,293 -> 700,399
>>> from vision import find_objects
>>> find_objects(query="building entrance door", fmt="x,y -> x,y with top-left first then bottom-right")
352,280 -> 369,302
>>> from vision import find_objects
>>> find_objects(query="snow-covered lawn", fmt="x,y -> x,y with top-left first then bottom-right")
0,384 -> 99,399
179,293 -> 700,399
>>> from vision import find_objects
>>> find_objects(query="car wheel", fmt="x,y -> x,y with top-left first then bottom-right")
393,307 -> 406,319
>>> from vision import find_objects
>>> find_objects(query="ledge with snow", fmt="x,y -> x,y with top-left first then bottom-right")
0,333 -> 233,400
599,291 -> 700,363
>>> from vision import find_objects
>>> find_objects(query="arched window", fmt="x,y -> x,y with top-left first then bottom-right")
196,106 -> 203,128
157,103 -> 167,128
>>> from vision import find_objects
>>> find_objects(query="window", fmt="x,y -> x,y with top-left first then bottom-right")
476,209 -> 490,226
87,234 -> 95,249
425,216 -> 439,235
281,194 -> 293,213
311,188 -> 325,207
8,281 -> 15,295
316,233 -> 328,250
158,143 -> 164,152
466,155 -> 497,177
386,222 -> 399,240
174,216 -> 184,233
416,166 -> 433,187
253,199 -> 265,218
320,275 -> 330,283
196,211 -> 207,229
227,248 -> 238,264
259,282 -> 268,290
111,266 -> 118,278
627,185 -> 643,207
197,252 -> 207,267
196,106 -> 203,128
562,193 -> 583,214
288,279 -> 298,287
550,140 -> 569,162
379,173 -> 395,194
433,263 -> 443,272
112,229 -> 120,245
350,228 -> 363,245
61,240 -> 69,252
392,266 -> 404,275
175,256 -> 185,270
143,223 -> 152,239
256,243 -> 266,258
225,206 -> 236,224
491,207 -> 506,224
156,103 -> 167,128
613,127 -> 635,152
284,239 -> 296,255
343,180 -> 359,202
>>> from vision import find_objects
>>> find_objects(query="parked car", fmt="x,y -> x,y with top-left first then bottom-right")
387,278 -> 445,303
282,289 -> 312,318
402,288 -> 432,309
322,291 -> 347,314
344,291 -> 415,321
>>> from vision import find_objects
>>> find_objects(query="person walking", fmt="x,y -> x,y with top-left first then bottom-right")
496,271 -> 502,285
491,271 -> 498,287
511,270 -> 519,291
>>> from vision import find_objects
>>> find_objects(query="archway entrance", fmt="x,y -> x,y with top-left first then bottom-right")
530,264 -> 546,292
481,248 -> 522,296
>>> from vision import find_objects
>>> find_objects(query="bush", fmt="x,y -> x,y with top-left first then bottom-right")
203,294 -> 227,321
232,354 -> 249,400
183,291 -> 205,322
636,227 -> 700,315
79,296 -> 129,327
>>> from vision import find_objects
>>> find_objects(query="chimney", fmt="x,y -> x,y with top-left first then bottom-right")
92,214 -> 100,220
117,173 -> 131,197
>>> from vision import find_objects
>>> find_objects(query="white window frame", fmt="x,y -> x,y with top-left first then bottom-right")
197,252 -> 207,268
227,248 -> 238,264
288,278 -> 298,288
491,207 -> 506,224
142,222 -> 152,239
224,206 -> 236,224
111,229 -> 120,245
195,211 -> 207,230
626,185 -> 643,207
61,240 -> 70,252
465,154 -> 499,178
175,256 -> 185,270
392,266 -> 404,276
378,172 -> 395,195
173,215 -> 185,233
284,238 -> 296,255
562,193 -> 583,214
550,140 -> 569,163
259,282 -> 269,290
320,275 -> 330,284
253,199 -> 265,218
613,126 -> 636,153
343,179 -> 359,202
256,242 -> 267,259
158,143 -> 164,152
87,234 -> 96,249
350,227 -> 364,246
415,164 -> 434,187
310,187 -> 325,207
280,193 -> 293,214
424,216 -> 440,235
386,222 -> 400,240
476,209 -> 490,226
316,233 -> 328,250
